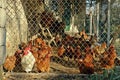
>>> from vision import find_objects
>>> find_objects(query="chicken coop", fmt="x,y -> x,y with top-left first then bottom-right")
0,0 -> 120,79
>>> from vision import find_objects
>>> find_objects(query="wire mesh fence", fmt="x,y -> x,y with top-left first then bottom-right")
3,0 -> 120,79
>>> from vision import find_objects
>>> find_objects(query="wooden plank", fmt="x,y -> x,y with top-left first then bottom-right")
50,62 -> 79,74
4,72 -> 88,79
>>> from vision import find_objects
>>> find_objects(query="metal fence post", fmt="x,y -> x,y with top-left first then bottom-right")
90,1 -> 93,35
107,0 -> 111,46
0,0 -> 7,79
96,0 -> 100,40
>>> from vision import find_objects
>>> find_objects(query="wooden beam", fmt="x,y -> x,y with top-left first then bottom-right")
89,0 -> 93,35
96,0 -> 100,40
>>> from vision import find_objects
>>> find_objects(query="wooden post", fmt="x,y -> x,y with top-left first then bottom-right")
96,0 -> 100,40
90,1 -> 93,35
107,0 -> 111,46
70,2 -> 74,35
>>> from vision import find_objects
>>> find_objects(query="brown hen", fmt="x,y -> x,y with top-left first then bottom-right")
78,59 -> 94,74
57,45 -> 65,57
34,37 -> 43,48
74,46 -> 81,60
3,56 -> 16,72
38,45 -> 51,58
80,29 -> 88,40
101,44 -> 117,70
78,47 -> 94,74
36,53 -> 51,72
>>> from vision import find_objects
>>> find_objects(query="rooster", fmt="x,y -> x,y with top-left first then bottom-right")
3,56 -> 16,72
21,45 -> 35,73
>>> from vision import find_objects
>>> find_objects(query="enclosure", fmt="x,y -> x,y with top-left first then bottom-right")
0,0 -> 120,80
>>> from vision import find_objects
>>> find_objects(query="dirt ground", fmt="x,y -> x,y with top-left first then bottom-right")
3,61 -> 80,80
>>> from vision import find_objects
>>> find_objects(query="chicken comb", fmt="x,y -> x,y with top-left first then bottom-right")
23,47 -> 31,55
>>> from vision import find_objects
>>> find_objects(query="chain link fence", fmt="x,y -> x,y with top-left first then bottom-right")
3,0 -> 120,79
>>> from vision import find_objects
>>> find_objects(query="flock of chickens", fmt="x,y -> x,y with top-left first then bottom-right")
4,37 -> 52,73
3,8 -> 119,74
57,30 -> 117,74
3,29 -> 118,74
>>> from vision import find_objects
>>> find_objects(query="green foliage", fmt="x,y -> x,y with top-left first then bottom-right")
87,67 -> 120,80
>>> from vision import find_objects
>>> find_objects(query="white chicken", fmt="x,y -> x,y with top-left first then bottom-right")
21,46 -> 35,73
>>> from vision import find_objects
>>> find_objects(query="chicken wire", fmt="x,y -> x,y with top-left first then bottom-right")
3,0 -> 120,79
